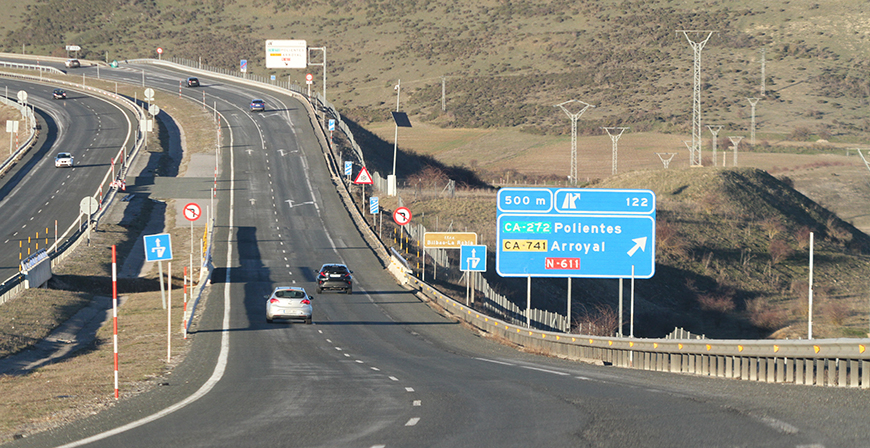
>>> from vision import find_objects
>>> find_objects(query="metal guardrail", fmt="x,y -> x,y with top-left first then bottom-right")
119,58 -> 870,389
407,274 -> 870,388
0,59 -> 64,75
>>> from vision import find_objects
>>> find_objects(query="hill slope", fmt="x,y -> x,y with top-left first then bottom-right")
397,167 -> 870,339
2,0 -> 870,142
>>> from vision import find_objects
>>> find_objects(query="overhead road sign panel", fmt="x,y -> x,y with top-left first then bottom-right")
496,188 -> 656,279
265,39 -> 308,68
424,232 -> 477,249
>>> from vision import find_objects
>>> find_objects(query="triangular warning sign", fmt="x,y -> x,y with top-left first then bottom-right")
354,166 -> 373,184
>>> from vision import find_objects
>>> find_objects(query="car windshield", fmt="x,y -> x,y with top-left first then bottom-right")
57,153 -> 71,158
323,265 -> 348,274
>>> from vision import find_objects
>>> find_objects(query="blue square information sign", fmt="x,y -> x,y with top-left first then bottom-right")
496,188 -> 655,279
143,233 -> 173,262
460,245 -> 487,272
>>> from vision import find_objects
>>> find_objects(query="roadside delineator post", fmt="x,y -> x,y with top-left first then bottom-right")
112,245 -> 119,399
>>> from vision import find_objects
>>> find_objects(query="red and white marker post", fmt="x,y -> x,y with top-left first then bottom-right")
112,245 -> 119,399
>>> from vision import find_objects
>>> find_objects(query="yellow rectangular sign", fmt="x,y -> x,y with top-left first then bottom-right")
502,239 -> 548,252
423,232 -> 477,249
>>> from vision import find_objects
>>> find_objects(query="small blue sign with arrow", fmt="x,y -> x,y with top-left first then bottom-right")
460,245 -> 487,272
143,233 -> 173,262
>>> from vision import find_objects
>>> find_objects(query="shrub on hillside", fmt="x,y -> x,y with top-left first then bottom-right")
768,239 -> 793,264
746,298 -> 788,331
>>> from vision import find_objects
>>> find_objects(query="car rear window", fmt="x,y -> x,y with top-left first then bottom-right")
276,290 -> 304,298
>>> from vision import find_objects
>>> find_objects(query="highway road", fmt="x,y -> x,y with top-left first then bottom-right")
3,61 -> 870,447
0,76 -> 136,282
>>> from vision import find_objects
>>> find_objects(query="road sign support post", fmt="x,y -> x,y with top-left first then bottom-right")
618,278 -> 624,337
630,265 -> 636,338
566,278 -> 572,333
526,276 -> 532,328
466,272 -> 470,306
86,201 -> 92,246
167,261 -> 172,362
158,260 -> 166,309
808,232 -> 814,340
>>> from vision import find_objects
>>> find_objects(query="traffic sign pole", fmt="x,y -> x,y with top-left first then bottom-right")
158,260 -> 166,310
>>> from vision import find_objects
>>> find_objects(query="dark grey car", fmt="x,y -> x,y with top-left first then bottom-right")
316,263 -> 353,294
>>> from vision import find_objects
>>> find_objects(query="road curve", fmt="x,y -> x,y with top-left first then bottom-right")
3,63 -> 869,448
0,76 -> 136,282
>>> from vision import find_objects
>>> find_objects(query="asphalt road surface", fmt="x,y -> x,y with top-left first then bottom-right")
0,75 -> 136,283
2,61 -> 869,448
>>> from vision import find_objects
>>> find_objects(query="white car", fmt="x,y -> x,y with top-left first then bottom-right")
265,286 -> 312,324
65,59 -> 80,68
55,152 -> 74,168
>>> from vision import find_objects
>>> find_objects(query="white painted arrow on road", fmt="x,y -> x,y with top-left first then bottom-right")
627,237 -> 647,257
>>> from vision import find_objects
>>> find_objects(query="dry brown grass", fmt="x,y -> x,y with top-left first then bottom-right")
0,70 -> 216,443
0,102 -> 25,156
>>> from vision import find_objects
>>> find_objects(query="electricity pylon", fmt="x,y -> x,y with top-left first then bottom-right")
555,100 -> 595,185
707,125 -> 723,167
678,30 -> 715,167
603,127 -> 629,175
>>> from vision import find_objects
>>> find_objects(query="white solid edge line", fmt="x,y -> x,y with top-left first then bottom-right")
57,104 -> 237,448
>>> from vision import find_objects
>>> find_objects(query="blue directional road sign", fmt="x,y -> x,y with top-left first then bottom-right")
344,161 -> 353,177
143,233 -> 173,262
370,196 -> 379,215
460,245 -> 487,272
496,188 -> 655,279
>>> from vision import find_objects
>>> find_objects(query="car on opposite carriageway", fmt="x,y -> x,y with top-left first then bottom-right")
55,152 -> 74,167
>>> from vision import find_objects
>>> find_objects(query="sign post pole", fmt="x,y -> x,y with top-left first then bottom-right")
566,278 -> 572,333
167,261 -> 172,362
158,260 -> 166,309
618,279 -> 624,337
527,276 -> 532,327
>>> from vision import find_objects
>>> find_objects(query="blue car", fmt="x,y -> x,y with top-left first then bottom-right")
250,99 -> 265,112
